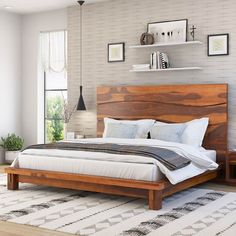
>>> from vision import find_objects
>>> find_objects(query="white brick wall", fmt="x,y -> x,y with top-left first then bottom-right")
67,0 -> 236,149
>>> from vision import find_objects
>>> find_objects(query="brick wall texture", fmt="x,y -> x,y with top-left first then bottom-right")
67,0 -> 236,149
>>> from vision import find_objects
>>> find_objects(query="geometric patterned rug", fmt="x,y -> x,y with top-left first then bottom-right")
1,174 -> 236,236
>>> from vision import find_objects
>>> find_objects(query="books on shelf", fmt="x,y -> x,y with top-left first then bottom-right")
150,51 -> 170,69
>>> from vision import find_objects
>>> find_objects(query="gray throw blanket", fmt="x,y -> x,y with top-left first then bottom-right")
25,142 -> 190,171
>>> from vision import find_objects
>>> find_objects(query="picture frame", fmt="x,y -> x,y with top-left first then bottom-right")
207,34 -> 229,56
147,19 -> 188,44
108,42 -> 125,62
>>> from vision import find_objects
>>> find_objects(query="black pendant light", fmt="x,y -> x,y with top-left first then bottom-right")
77,0 -> 86,110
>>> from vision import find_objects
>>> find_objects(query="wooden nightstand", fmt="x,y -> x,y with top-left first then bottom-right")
226,151 -> 236,184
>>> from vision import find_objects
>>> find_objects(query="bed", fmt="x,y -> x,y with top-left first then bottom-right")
5,84 -> 228,210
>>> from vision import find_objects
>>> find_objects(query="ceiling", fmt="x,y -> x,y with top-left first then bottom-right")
0,0 -> 111,14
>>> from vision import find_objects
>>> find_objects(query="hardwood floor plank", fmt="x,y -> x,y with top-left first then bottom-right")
0,221 -> 74,236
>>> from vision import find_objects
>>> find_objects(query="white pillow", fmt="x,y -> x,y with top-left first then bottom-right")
103,118 -> 155,139
181,117 -> 209,147
154,117 -> 209,147
150,123 -> 186,143
105,123 -> 138,139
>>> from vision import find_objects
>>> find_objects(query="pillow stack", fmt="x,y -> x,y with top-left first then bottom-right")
102,117 -> 209,148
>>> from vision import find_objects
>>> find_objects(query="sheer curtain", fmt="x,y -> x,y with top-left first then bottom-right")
40,30 -> 67,72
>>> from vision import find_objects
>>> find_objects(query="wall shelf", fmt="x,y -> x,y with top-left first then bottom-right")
129,41 -> 203,49
130,67 -> 202,72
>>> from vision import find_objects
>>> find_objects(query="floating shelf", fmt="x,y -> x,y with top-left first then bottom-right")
130,67 -> 202,72
129,41 -> 203,49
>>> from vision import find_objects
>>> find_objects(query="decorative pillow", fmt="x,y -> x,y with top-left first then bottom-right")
153,117 -> 209,147
103,118 -> 155,139
105,123 -> 138,139
181,117 -> 209,147
150,123 -> 186,143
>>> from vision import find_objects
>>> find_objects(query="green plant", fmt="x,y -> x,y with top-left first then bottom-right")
0,134 -> 24,151
46,96 -> 64,142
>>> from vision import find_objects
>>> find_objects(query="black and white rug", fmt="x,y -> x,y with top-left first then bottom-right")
0,174 -> 236,236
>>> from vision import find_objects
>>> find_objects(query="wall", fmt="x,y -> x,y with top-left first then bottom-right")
21,9 -> 67,146
67,0 -> 236,150
0,11 -> 22,162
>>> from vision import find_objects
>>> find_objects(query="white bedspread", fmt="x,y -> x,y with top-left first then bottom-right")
12,138 -> 218,185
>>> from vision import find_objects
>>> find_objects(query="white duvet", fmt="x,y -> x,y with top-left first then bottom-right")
12,138 -> 218,185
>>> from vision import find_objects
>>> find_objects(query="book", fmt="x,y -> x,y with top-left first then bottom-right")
159,52 -> 170,69
150,51 -> 170,69
153,52 -> 157,69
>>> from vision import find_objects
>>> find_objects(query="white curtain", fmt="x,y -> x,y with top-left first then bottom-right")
40,30 -> 67,72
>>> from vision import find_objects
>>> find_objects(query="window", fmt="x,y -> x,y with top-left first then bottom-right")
40,31 -> 67,143
44,71 -> 67,143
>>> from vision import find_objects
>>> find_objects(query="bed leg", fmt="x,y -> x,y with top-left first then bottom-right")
148,190 -> 162,210
7,174 -> 19,190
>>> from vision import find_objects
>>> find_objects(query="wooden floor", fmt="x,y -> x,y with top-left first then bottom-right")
0,166 -> 235,236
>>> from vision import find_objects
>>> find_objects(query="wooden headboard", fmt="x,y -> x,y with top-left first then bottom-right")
97,84 -> 228,160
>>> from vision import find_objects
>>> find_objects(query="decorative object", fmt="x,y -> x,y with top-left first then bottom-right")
140,32 -> 154,45
77,0 -> 86,110
66,132 -> 75,140
190,24 -> 196,41
108,42 -> 125,62
147,19 -> 188,43
208,34 -> 229,56
76,134 -> 85,139
0,134 -> 24,164
61,92 -> 76,139
0,175 -> 233,236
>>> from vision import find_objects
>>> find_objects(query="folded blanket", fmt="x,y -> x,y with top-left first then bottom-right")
25,142 -> 190,171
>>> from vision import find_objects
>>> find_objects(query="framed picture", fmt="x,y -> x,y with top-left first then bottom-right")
147,19 -> 188,44
208,34 -> 229,56
108,42 -> 125,62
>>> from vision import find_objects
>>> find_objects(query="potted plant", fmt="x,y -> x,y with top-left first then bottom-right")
0,134 -> 24,164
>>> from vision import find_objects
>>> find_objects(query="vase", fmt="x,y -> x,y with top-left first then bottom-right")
5,151 -> 20,164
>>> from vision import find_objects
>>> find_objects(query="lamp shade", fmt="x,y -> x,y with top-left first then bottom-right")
77,86 -> 86,110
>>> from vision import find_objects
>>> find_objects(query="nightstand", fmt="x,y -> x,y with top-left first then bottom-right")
226,151 -> 236,183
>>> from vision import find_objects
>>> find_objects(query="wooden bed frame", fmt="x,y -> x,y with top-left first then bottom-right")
5,84 -> 228,210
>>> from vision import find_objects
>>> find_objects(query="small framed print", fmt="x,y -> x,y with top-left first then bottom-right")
108,42 -> 125,62
208,34 -> 229,56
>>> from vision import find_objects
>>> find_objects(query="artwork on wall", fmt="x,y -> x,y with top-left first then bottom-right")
108,42 -> 125,62
208,34 -> 229,56
147,19 -> 188,44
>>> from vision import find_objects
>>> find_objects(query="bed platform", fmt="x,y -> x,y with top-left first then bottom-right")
5,84 -> 228,210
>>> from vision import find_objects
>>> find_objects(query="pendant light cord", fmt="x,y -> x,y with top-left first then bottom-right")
78,1 -> 85,86
80,3 -> 83,86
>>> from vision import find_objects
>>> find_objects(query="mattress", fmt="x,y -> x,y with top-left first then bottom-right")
16,147 -> 216,182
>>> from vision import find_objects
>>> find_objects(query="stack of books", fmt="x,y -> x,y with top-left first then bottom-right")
150,51 -> 170,69
132,64 -> 150,71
